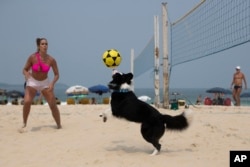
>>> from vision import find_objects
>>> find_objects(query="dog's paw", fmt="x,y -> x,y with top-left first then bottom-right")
184,109 -> 193,125
150,149 -> 159,156
99,113 -> 107,122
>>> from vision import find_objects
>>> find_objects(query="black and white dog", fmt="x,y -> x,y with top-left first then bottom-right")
101,72 -> 192,155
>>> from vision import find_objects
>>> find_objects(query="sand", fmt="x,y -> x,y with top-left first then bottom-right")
0,104 -> 249,167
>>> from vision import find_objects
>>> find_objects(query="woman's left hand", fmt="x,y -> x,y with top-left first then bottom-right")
48,83 -> 54,91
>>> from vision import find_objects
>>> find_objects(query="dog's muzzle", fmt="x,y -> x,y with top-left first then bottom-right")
108,83 -> 118,89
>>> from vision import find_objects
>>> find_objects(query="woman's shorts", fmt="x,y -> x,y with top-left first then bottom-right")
26,77 -> 50,91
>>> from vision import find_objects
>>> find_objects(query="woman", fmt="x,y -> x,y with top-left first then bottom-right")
20,38 -> 62,132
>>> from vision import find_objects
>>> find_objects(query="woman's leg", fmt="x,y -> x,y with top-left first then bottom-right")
22,86 -> 37,127
42,89 -> 62,129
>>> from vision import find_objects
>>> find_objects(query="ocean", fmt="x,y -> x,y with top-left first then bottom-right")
54,88 -> 205,103
54,87 -> 250,106
1,83 -> 250,106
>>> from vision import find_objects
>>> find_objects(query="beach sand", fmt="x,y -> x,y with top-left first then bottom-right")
0,104 -> 249,167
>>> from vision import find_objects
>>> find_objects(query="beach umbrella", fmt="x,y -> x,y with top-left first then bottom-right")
240,92 -> 250,98
65,85 -> 88,95
206,87 -> 232,94
7,90 -> 24,98
88,84 -> 109,95
68,94 -> 87,99
138,95 -> 151,102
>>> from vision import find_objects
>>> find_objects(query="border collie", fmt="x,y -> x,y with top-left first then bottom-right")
101,72 -> 192,155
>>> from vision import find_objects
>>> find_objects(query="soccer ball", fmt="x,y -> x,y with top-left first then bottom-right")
102,49 -> 122,68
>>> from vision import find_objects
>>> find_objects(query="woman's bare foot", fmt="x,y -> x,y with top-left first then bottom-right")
18,124 -> 27,133
57,125 -> 62,129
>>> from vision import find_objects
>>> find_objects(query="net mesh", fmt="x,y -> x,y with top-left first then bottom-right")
171,0 -> 250,67
133,0 -> 250,77
133,36 -> 154,77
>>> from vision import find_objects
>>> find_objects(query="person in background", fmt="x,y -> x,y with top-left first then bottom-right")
231,66 -> 247,106
20,38 -> 62,132
37,91 -> 44,105
196,95 -> 202,105
91,97 -> 97,104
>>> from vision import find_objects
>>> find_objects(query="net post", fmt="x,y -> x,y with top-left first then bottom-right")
154,15 -> 160,108
162,2 -> 170,109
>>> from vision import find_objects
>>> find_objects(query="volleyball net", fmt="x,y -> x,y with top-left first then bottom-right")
171,0 -> 250,67
133,0 -> 250,77
133,36 -> 154,77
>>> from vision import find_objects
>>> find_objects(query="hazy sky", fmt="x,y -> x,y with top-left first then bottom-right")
0,0 -> 249,89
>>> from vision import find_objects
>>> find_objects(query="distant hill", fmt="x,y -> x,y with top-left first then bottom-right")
0,82 -> 69,91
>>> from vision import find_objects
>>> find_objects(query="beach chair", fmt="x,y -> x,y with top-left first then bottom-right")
102,97 -> 110,104
35,99 -> 44,105
178,99 -> 185,106
67,98 -> 75,105
11,99 -> 19,105
56,100 -> 61,105
204,97 -> 212,105
0,100 -> 8,105
55,97 -> 61,105
223,98 -> 231,106
79,98 -> 90,104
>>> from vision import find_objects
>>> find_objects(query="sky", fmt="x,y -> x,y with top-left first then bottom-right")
0,0 -> 249,89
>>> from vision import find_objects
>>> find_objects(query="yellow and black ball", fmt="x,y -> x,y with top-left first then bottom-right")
102,49 -> 122,68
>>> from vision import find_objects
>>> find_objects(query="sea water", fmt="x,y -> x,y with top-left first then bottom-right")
2,83 -> 249,105
54,88 -> 250,106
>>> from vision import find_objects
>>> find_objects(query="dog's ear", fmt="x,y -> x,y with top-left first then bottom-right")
112,72 -> 122,79
126,73 -> 133,81
128,73 -> 133,80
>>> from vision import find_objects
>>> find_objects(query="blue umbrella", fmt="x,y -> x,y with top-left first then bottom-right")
88,84 -> 109,95
206,87 -> 232,94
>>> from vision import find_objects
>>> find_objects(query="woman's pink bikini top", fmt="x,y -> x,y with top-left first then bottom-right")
32,52 -> 50,73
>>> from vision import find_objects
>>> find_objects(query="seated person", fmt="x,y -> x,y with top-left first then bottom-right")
91,97 -> 96,104
196,95 -> 202,105
212,93 -> 224,105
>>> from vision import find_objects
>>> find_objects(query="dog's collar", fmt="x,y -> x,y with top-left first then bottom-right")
113,89 -> 130,93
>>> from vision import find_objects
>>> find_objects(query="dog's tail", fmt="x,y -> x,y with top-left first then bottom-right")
162,109 -> 192,130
